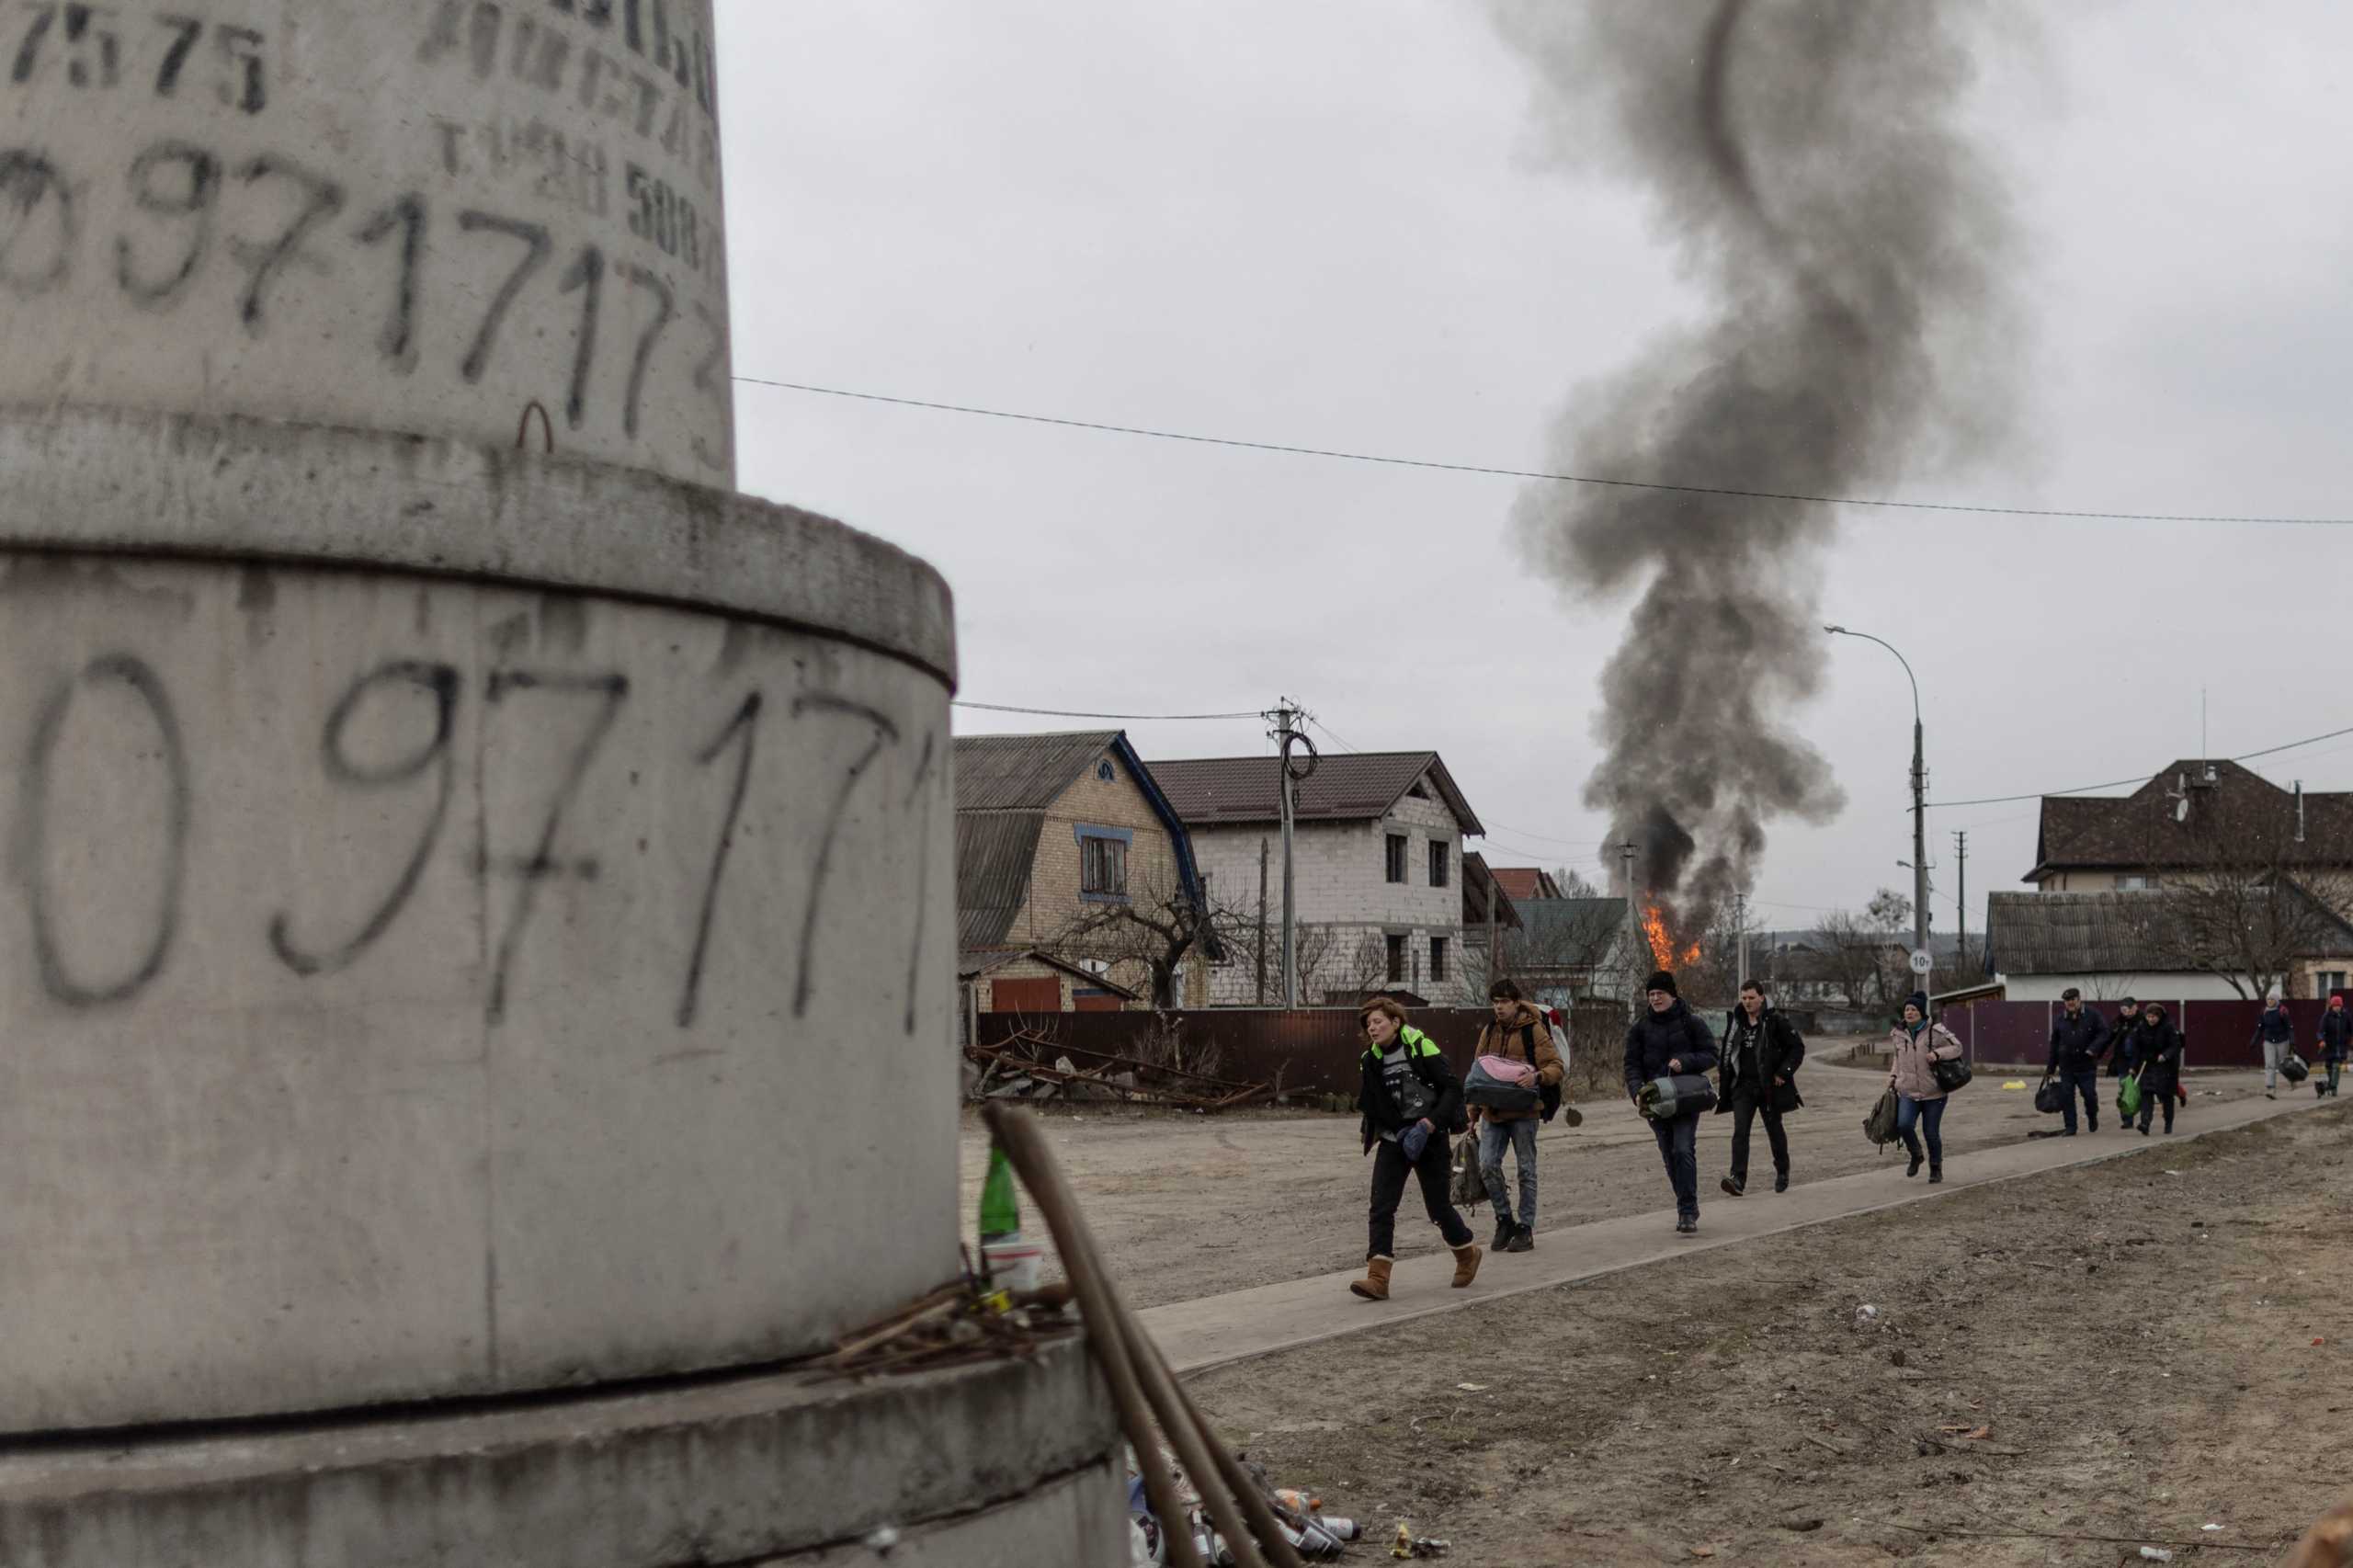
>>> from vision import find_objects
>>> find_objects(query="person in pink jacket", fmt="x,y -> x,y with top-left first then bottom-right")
1886,992 -> 1965,1184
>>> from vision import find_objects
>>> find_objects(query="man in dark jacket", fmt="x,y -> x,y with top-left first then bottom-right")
1715,979 -> 1804,1197
1624,969 -> 1720,1233
1350,995 -> 1480,1300
2132,1001 -> 2185,1134
2319,994 -> 2349,1097
2252,993 -> 2297,1099
2044,986 -> 2109,1136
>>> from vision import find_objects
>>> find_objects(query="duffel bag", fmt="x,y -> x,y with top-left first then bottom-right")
1639,1074 -> 1716,1120
2281,1051 -> 2311,1084
1464,1055 -> 1542,1111
2034,1075 -> 2065,1115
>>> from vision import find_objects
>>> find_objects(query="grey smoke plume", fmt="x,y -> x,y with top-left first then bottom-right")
1488,0 -> 2021,930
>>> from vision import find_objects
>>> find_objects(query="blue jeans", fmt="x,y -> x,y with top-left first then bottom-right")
1895,1095 -> 1946,1166
1651,1115 -> 1699,1221
1478,1118 -> 1539,1229
2059,1064 -> 2100,1133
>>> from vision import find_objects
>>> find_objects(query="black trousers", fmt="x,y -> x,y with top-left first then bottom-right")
2059,1063 -> 2100,1133
1727,1092 -> 1789,1187
1367,1134 -> 1473,1257
2137,1081 -> 2177,1131
1651,1114 -> 1700,1220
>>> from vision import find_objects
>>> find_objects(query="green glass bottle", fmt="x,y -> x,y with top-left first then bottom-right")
979,1143 -> 1020,1244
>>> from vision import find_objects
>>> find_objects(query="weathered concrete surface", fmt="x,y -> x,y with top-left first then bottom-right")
0,1335 -> 1126,1568
0,547 -> 959,1429
0,0 -> 731,484
0,407 -> 954,684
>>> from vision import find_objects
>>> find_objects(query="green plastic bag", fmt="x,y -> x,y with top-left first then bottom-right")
2118,1068 -> 2143,1122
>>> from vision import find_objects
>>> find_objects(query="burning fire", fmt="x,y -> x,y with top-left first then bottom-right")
1643,904 -> 1702,971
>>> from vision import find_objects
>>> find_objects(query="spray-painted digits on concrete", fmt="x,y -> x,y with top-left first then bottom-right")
675,688 -> 759,1028
483,670 -> 628,1023
354,193 -> 426,369
790,695 -> 899,1018
617,261 -> 670,438
118,140 -> 220,308
456,210 -> 551,382
623,162 -> 699,270
0,148 -> 74,295
902,732 -> 936,1035
233,154 -> 345,331
22,654 -> 190,1008
9,5 -> 114,90
268,661 -> 462,978
556,243 -> 603,426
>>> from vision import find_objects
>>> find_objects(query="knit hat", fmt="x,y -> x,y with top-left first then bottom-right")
1904,991 -> 1929,1017
1645,970 -> 1678,997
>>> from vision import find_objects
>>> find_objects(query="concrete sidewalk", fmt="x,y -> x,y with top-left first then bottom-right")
1143,1083 -> 2322,1376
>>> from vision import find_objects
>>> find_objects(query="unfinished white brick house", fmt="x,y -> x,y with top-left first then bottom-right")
1149,752 -> 1484,1006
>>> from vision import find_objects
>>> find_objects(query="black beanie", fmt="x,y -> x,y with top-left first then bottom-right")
1906,990 -> 1929,1017
1646,970 -> 1678,997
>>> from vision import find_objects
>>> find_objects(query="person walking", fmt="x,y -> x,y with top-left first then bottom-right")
1470,979 -> 1563,1253
2132,1000 -> 2185,1134
1887,993 -> 1964,1184
2044,986 -> 2110,1135
2318,994 -> 2348,1098
2253,992 -> 2298,1099
1623,970 -> 1719,1234
1350,995 -> 1481,1301
1715,979 -> 1805,1196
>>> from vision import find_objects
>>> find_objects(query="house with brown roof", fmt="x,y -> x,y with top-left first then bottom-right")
1148,751 -> 1485,1006
954,731 -> 1213,1008
2025,760 -> 2353,892
1489,867 -> 1565,903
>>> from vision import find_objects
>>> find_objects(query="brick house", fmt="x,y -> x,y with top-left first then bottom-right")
954,731 -> 1212,1008
1147,751 -> 1484,1006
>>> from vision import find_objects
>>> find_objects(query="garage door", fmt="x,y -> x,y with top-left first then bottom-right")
988,978 -> 1063,1013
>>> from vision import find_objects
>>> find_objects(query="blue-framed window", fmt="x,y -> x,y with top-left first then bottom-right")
1076,824 -> 1132,901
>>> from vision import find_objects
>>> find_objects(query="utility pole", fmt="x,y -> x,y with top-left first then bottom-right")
1620,840 -> 1640,1005
1485,871 -> 1499,1000
1264,698 -> 1314,1009
1911,710 -> 1929,966
1254,836 -> 1269,1006
1951,830 -> 1969,975
1733,890 -> 1748,988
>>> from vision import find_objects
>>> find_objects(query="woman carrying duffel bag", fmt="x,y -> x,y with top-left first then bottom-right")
1886,992 -> 1965,1184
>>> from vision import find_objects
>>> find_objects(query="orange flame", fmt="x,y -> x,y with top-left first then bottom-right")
1643,905 -> 1674,971
1683,941 -> 1703,966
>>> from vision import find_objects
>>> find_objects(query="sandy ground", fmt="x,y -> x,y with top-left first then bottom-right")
960,1048 -> 2283,1312
1181,1097 -> 2353,1565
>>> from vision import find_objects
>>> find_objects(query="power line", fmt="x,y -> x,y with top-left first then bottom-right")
952,700 -> 1259,722
735,376 -> 2353,528
1925,720 -> 2353,808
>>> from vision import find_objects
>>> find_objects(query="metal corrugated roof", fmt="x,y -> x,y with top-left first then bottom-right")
953,731 -> 1121,812
956,812 -> 1045,949
1148,752 -> 1483,835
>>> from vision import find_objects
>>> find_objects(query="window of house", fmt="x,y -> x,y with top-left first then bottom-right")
2116,874 -> 2154,891
1385,933 -> 1405,983
2319,971 -> 2347,999
1429,840 -> 1449,888
1385,834 -> 1407,884
1079,831 -> 1130,899
1429,936 -> 1449,983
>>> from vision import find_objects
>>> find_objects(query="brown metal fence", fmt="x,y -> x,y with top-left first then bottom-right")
972,1002 -> 1631,1100
1937,997 -> 2331,1069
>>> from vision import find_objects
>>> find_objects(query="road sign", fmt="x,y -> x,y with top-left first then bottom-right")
1909,948 -> 1934,976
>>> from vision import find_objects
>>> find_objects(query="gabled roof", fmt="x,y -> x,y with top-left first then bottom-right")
1984,891 -> 2191,975
952,729 -> 1215,956
1461,853 -> 1523,932
956,949 -> 1144,1001
1490,867 -> 1563,902
2027,760 -> 2353,881
1148,752 -> 1483,836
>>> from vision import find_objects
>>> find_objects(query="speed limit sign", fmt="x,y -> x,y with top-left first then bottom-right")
1909,948 -> 1934,976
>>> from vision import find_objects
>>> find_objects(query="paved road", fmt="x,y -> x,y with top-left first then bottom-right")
1141,1068 -> 2320,1375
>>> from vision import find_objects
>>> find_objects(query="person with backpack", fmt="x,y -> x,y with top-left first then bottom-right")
1886,993 -> 1965,1184
1623,970 -> 1719,1234
2319,994 -> 2349,1098
1469,978 -> 1563,1253
1714,979 -> 1805,1196
2044,986 -> 2110,1135
2131,1000 -> 2185,1133
1350,995 -> 1481,1301
2253,992 -> 2298,1099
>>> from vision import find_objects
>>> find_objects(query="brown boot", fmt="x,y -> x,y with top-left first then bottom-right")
1349,1256 -> 1393,1301
1450,1242 -> 1483,1289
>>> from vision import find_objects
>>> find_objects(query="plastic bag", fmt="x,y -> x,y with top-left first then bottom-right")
2119,1069 -> 2144,1121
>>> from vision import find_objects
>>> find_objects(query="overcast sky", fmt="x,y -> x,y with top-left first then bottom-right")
716,1 -> 2353,942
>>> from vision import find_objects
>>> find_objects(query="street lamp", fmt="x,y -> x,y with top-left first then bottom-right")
1825,625 -> 1930,969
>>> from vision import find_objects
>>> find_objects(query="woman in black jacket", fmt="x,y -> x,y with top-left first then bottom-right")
2129,1002 -> 2184,1134
1623,970 -> 1720,1233
1350,995 -> 1481,1301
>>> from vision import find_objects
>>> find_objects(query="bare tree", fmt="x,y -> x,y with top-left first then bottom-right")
1043,869 -> 1232,1010
2128,784 -> 2353,999
1808,911 -> 1883,1010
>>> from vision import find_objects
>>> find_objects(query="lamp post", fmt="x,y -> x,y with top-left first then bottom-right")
1826,625 -> 1930,973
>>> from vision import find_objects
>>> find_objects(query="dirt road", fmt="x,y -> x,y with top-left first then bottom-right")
1181,1098 -> 2353,1565
960,1054 -> 2279,1311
